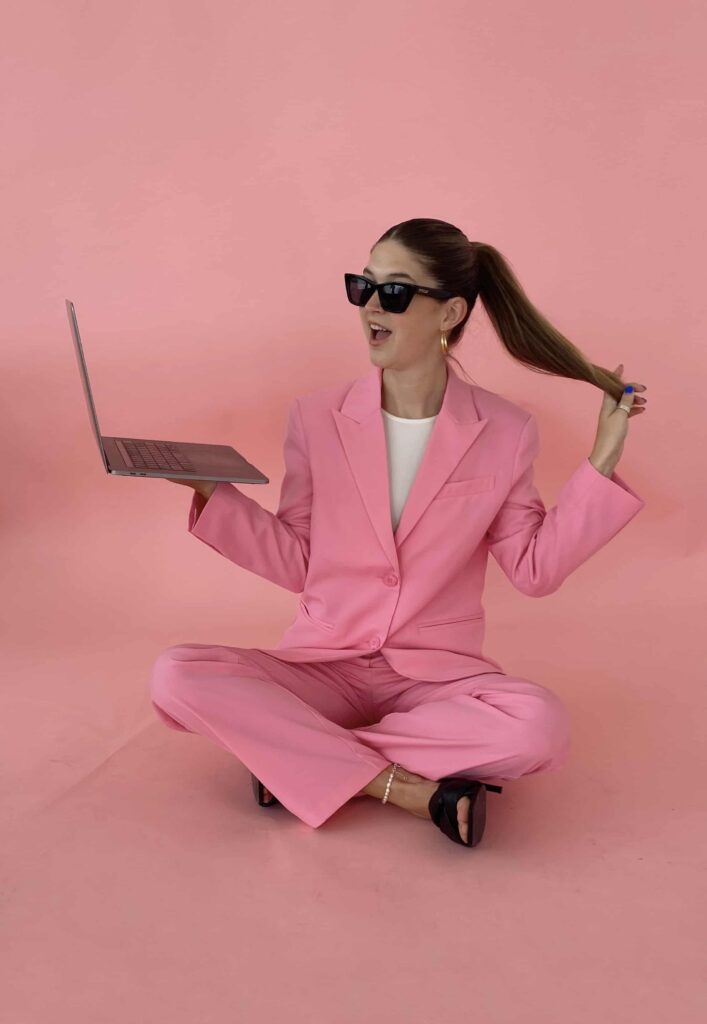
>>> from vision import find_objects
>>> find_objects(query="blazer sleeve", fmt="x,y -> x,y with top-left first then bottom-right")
485,413 -> 645,597
186,397 -> 313,593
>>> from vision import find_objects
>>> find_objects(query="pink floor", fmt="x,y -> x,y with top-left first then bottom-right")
3,571 -> 704,1023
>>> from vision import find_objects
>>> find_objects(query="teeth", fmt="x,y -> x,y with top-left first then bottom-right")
370,323 -> 388,331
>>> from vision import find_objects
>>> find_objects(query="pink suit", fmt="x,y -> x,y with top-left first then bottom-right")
149,365 -> 645,828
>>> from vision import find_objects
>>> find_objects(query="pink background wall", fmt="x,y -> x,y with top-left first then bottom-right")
2,1 -> 705,1021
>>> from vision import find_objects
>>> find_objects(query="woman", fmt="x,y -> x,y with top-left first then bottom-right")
151,218 -> 647,848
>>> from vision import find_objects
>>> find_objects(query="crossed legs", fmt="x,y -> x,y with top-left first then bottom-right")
149,645 -> 571,832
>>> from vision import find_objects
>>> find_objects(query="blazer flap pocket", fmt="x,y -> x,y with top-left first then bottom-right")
437,474 -> 496,498
417,611 -> 485,631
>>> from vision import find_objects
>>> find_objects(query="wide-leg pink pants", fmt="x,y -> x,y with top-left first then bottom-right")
148,645 -> 571,829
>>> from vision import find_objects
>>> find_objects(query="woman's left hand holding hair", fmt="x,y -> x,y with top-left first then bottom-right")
589,363 -> 648,477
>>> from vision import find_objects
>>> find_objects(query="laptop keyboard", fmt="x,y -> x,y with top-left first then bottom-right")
121,439 -> 196,472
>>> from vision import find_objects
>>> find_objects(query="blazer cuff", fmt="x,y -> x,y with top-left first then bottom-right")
187,481 -> 239,539
561,457 -> 645,519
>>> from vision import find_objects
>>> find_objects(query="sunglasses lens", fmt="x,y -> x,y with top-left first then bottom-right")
345,275 -> 412,313
380,283 -> 409,313
345,275 -> 371,306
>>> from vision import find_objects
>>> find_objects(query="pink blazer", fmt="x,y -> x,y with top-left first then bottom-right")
188,365 -> 645,682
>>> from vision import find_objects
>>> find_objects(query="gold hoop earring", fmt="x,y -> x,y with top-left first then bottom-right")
440,332 -> 448,355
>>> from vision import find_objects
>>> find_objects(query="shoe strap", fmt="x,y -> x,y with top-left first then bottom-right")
428,777 -> 482,845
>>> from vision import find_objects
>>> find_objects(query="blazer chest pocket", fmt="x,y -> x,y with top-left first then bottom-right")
437,474 -> 495,499
299,599 -> 335,632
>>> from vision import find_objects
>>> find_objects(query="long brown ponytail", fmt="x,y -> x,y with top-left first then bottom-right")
373,218 -> 627,404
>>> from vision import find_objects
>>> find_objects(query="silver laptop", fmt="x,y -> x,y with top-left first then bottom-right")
66,299 -> 269,484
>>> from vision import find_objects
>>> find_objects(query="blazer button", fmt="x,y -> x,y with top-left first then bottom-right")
383,573 -> 399,587
369,636 -> 381,648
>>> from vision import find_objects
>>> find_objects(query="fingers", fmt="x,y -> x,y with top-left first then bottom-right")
618,385 -> 636,414
614,364 -> 649,416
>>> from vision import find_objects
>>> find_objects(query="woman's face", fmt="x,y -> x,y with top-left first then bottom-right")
358,240 -> 467,371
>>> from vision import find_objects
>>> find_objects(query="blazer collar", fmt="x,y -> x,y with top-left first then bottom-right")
332,364 -> 489,567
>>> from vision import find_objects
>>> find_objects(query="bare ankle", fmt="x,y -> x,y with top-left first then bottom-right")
359,765 -> 394,800
359,764 -> 426,803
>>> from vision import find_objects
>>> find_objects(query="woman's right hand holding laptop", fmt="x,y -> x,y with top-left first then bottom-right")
164,478 -> 217,500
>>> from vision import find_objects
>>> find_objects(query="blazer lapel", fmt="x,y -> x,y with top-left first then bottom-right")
332,364 -> 489,567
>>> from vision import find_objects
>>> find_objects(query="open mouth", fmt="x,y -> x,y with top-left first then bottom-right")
369,324 -> 392,341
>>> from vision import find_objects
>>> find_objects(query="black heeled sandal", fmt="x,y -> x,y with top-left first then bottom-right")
428,776 -> 503,847
251,773 -> 280,807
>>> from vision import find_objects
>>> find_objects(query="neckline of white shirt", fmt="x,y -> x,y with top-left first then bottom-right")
382,409 -> 438,423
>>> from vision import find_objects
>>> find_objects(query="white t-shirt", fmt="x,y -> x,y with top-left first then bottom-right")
381,408 -> 438,532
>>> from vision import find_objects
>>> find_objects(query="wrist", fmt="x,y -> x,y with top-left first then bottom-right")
589,453 -> 615,478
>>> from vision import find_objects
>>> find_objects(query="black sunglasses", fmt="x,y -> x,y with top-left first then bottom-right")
344,273 -> 453,314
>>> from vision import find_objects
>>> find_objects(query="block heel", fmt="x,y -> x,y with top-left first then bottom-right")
251,773 -> 280,807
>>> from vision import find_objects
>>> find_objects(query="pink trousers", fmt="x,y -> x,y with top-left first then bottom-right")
148,645 -> 572,829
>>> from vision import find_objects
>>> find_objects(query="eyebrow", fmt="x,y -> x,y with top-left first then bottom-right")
362,266 -> 416,281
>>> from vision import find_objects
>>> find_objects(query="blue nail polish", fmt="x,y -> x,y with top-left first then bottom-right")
625,386 -> 633,393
